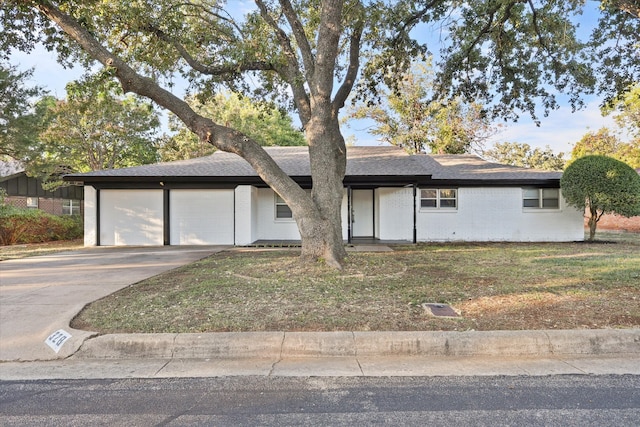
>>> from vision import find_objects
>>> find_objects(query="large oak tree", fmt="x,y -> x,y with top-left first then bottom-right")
2,1 -> 638,267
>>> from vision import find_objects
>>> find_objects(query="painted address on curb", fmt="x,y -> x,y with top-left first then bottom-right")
45,329 -> 72,353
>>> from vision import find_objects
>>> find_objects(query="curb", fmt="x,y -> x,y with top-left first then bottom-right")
73,329 -> 640,359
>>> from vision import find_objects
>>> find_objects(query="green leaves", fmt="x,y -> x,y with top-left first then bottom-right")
484,142 -> 566,171
347,59 -> 496,154
571,128 -> 640,169
561,155 -> 640,239
26,73 -> 161,187
160,91 -> 305,161
0,63 -> 47,160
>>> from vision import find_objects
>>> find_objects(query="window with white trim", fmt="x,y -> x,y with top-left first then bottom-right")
523,188 -> 559,209
63,199 -> 81,215
26,197 -> 38,208
420,189 -> 457,209
275,194 -> 293,219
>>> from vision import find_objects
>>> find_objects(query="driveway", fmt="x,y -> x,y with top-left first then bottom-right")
0,246 -> 228,362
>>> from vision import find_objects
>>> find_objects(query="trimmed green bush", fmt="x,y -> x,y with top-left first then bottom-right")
561,155 -> 640,240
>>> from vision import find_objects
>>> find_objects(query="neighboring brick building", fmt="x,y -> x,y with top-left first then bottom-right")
0,162 -> 84,216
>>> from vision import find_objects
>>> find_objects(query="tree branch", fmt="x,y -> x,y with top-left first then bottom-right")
147,24 -> 277,76
280,0 -> 315,80
526,0 -> 565,78
396,0 -> 445,36
610,0 -> 640,18
255,0 -> 311,126
333,21 -> 362,112
313,0 -> 343,100
33,0 -> 307,207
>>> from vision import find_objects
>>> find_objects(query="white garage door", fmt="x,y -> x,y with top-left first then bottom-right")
100,190 -> 164,246
170,190 -> 235,245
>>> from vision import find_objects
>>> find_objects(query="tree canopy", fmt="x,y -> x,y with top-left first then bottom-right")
2,1 -> 638,266
346,60 -> 496,154
483,142 -> 566,171
0,62 -> 46,160
160,92 -> 305,161
29,74 -> 160,187
570,127 -> 640,168
603,83 -> 640,138
560,155 -> 640,240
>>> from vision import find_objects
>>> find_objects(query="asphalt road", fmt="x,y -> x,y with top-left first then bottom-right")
1,375 -> 639,426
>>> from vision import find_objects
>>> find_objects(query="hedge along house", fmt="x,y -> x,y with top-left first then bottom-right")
63,146 -> 584,247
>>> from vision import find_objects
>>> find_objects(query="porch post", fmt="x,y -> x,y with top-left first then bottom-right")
163,188 -> 170,246
347,185 -> 352,244
413,183 -> 417,244
95,188 -> 101,246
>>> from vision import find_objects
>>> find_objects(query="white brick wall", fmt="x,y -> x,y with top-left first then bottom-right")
235,185 -> 258,245
256,188 -> 301,240
83,186 -> 97,246
377,187 -> 413,240
416,187 -> 584,242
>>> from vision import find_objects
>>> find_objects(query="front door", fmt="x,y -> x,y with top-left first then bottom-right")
352,189 -> 374,237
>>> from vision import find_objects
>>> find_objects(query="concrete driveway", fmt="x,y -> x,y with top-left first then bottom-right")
0,246 -> 228,362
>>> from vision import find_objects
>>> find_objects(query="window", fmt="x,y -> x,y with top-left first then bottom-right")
63,199 -> 81,215
421,189 -> 457,209
26,197 -> 38,208
275,194 -> 293,219
523,188 -> 559,209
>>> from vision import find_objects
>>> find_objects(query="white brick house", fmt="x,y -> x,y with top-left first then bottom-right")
65,146 -> 584,246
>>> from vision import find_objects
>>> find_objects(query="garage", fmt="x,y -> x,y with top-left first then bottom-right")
170,189 -> 235,245
100,190 -> 164,246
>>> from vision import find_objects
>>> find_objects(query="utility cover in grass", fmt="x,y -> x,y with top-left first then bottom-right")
422,303 -> 461,318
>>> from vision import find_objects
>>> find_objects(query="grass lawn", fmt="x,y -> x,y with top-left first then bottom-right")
71,231 -> 640,333
0,239 -> 84,261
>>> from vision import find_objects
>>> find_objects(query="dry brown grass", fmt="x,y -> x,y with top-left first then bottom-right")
0,239 -> 84,261
72,232 -> 640,333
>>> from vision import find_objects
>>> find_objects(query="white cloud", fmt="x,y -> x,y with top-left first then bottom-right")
488,99 -> 619,155
344,99 -> 621,154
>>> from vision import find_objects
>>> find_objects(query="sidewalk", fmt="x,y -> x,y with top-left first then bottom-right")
0,246 -> 639,380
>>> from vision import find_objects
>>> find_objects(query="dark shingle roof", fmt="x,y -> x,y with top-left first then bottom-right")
65,146 -> 426,178
420,154 -> 562,181
64,146 -> 561,185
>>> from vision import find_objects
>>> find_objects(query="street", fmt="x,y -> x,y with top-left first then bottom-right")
1,375 -> 639,426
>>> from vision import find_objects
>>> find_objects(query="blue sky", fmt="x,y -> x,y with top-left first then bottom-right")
8,3 -> 620,157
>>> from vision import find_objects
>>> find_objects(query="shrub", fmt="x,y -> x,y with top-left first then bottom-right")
561,155 -> 640,240
0,208 -> 83,245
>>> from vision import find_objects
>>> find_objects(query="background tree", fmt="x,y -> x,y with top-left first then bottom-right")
570,127 -> 640,168
160,92 -> 305,161
604,83 -> 640,136
29,74 -> 160,187
3,1 -> 639,268
0,62 -> 46,161
347,60 -> 496,154
483,142 -> 566,171
560,155 -> 640,240
426,0 -> 639,122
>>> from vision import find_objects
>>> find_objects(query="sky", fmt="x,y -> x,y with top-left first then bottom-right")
7,3 -> 621,158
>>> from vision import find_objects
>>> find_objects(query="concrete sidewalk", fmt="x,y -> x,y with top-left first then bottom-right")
0,246 -> 227,361
0,246 -> 639,379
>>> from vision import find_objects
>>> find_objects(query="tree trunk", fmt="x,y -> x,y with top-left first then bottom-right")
294,112 -> 348,269
35,0 -> 352,268
587,204 -> 600,241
